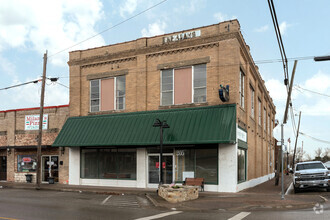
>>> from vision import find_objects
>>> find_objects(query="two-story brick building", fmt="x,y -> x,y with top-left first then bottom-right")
54,20 -> 276,192
0,105 -> 69,183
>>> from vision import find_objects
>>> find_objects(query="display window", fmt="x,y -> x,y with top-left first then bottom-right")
17,155 -> 37,172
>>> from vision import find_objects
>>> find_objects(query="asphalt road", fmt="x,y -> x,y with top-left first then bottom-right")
0,188 -> 329,220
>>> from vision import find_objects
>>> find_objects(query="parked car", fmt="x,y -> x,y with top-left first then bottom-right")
293,161 -> 330,193
324,161 -> 330,170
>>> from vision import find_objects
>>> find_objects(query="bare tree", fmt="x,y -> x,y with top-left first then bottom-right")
305,153 -> 312,161
314,147 -> 323,160
296,147 -> 306,163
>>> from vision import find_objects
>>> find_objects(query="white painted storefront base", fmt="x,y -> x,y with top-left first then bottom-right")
236,173 -> 275,192
68,146 -> 274,192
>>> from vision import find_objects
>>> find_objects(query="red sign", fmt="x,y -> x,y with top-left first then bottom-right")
156,162 -> 166,168
22,157 -> 32,162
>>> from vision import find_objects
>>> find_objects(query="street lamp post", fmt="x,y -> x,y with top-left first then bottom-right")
153,119 -> 170,185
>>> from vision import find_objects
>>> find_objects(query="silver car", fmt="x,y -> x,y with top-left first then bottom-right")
293,161 -> 330,193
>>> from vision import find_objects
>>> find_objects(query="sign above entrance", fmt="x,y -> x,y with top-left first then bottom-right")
163,30 -> 201,44
237,127 -> 247,143
25,114 -> 48,130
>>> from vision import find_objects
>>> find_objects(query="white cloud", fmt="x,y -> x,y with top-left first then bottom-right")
303,71 -> 330,93
119,0 -> 138,18
0,56 -> 17,77
265,79 -> 287,103
214,12 -> 227,22
0,0 -> 105,66
279,21 -> 290,35
255,25 -> 269,32
141,21 -> 166,37
300,99 -> 330,116
0,78 -> 69,110
213,12 -> 236,22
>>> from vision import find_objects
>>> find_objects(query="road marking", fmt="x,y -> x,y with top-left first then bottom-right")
134,211 -> 182,220
228,212 -> 251,220
101,195 -> 112,205
0,217 -> 19,220
285,183 -> 293,195
319,195 -> 328,202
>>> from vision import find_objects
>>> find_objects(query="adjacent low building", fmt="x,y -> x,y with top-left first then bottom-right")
53,20 -> 276,192
0,105 -> 69,183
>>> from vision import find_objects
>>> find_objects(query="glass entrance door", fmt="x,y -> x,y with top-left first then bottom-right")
148,154 -> 173,184
0,156 -> 7,181
42,156 -> 59,182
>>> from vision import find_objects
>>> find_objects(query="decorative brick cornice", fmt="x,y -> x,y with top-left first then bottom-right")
157,57 -> 210,70
147,43 -> 218,58
86,69 -> 129,80
80,57 -> 136,69
68,33 -> 237,67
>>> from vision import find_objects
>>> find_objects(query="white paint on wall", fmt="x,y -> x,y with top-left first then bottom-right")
137,148 -> 147,188
236,172 -> 275,192
218,143 -> 237,192
81,179 -> 137,187
69,147 -> 80,185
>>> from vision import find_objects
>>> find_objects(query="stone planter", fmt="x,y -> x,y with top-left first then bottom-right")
158,184 -> 199,203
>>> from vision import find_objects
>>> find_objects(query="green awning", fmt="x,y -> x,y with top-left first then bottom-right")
53,104 -> 236,147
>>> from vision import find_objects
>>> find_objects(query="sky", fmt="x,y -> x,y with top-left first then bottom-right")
0,0 -> 330,159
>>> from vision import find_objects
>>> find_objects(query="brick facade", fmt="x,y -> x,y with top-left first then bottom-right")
68,20 -> 276,182
0,105 -> 69,183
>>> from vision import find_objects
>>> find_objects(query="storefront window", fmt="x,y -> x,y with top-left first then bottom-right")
17,155 -> 37,172
81,148 -> 136,180
175,148 -> 218,184
238,148 -> 246,183
81,149 -> 98,178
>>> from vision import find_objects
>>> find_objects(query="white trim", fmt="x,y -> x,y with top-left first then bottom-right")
172,69 -> 174,105
236,173 -> 275,192
191,66 -> 194,103
147,153 -> 174,187
114,77 -> 117,110
41,155 -> 59,183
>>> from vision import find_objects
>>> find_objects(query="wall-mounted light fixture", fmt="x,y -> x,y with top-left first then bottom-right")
7,148 -> 11,155
60,147 -> 65,156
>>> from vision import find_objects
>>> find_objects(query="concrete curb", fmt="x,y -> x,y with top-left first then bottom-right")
145,193 -> 160,207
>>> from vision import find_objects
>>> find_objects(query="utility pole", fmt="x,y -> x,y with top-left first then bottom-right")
292,111 -> 301,168
36,51 -> 47,189
281,123 -> 284,199
275,60 -> 298,188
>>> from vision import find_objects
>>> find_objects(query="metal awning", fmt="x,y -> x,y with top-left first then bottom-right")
52,104 -> 236,147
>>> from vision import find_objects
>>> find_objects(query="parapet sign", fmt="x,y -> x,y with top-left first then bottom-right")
163,30 -> 201,43
25,114 -> 48,130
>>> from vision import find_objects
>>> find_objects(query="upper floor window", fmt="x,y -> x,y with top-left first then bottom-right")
161,64 -> 206,106
263,107 -> 266,131
268,114 -> 270,135
250,84 -> 255,118
239,69 -> 245,108
258,98 -> 262,125
90,75 -> 126,112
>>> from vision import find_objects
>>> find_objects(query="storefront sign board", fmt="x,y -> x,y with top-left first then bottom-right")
25,114 -> 48,130
163,30 -> 201,43
237,127 -> 247,143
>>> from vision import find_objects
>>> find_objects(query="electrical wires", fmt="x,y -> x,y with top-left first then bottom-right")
0,79 -> 40,91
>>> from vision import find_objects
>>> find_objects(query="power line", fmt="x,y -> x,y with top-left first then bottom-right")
267,0 -> 289,88
300,132 -> 330,145
0,79 -> 40,91
294,85 -> 330,98
48,0 -> 169,59
0,77 -> 69,91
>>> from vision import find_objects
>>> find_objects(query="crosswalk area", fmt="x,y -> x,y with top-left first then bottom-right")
102,194 -> 152,209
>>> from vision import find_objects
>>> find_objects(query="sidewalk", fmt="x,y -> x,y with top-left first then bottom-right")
0,174 -> 324,212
